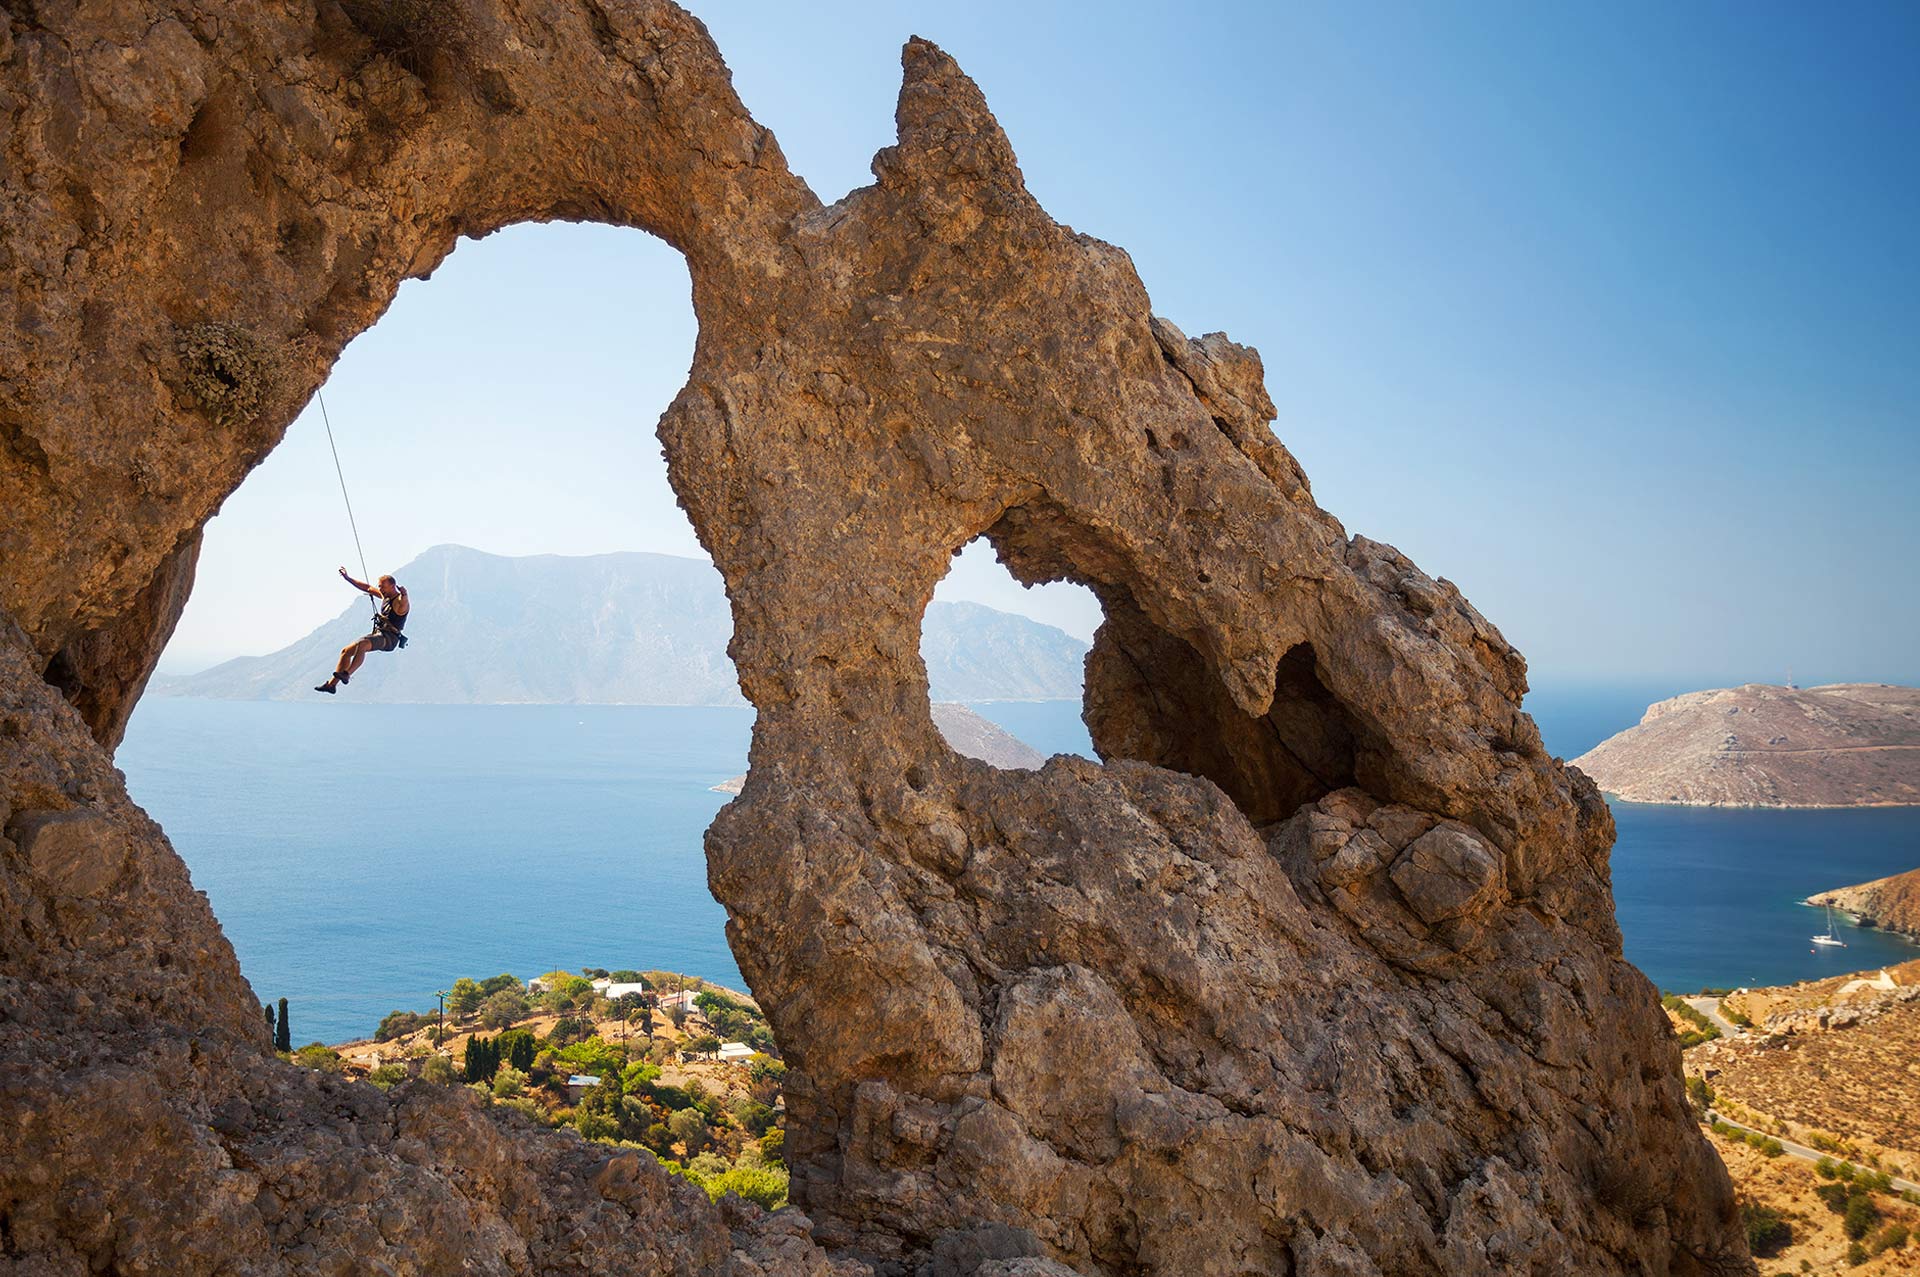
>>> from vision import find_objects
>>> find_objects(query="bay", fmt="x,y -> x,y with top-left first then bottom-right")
117,687 -> 1920,1045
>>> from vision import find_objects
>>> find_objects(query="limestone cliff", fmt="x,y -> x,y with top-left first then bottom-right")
1809,868 -> 1920,944
1573,684 -> 1920,808
0,2 -> 1745,1274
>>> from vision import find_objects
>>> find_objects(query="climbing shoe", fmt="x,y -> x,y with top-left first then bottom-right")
314,681 -> 336,694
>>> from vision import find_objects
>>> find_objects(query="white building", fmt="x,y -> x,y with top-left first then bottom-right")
717,1042 -> 756,1064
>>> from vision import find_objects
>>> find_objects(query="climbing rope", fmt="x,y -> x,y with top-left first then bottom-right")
317,389 -> 377,618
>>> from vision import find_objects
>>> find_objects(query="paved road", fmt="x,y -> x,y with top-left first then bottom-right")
1706,1110 -> 1920,1195
1682,996 -> 1741,1038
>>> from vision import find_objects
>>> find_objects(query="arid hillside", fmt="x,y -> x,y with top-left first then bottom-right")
1809,868 -> 1920,945
1573,683 -> 1920,807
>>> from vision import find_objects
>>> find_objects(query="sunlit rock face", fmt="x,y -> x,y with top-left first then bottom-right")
0,2 -> 1746,1273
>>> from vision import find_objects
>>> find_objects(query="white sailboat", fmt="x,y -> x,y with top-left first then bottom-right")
1811,903 -> 1847,948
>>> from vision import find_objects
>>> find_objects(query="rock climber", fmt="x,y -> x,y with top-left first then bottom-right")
315,568 -> 408,694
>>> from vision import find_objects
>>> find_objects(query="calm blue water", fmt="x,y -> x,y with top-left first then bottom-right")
118,686 -> 1920,1043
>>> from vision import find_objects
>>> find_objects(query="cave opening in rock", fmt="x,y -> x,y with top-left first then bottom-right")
915,535 -> 1099,770
977,501 -> 1364,826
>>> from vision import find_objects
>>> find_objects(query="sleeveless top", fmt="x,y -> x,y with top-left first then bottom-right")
375,592 -> 408,634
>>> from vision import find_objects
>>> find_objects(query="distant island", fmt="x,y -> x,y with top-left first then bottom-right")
1571,683 -> 1920,808
153,544 -> 1090,705
711,703 -> 1046,794
1808,868 -> 1920,946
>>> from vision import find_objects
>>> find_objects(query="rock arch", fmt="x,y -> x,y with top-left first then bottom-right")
0,3 -> 1744,1273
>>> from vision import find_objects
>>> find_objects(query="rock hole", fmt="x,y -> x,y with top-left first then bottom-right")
1084,585 -> 1359,823
917,536 -> 1097,769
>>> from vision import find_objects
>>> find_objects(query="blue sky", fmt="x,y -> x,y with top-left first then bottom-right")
165,1 -> 1919,690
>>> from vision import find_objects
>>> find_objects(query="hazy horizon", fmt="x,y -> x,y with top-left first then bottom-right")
161,1 -> 1920,690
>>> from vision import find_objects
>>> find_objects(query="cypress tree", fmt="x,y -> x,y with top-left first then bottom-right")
264,1003 -> 275,1034
274,997 -> 291,1053
464,1034 -> 480,1081
507,1032 -> 534,1072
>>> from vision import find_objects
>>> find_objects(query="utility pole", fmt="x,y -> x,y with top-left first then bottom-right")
436,989 -> 447,1049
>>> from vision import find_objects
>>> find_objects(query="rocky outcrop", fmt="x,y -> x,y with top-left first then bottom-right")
1808,867 -> 1920,944
717,705 -> 1044,794
2,2 -> 1744,1274
1573,684 -> 1920,808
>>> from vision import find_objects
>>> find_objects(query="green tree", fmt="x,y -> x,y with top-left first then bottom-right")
492,1066 -> 528,1098
759,1127 -> 785,1166
465,1034 -> 503,1083
448,977 -> 483,1015
686,1034 -> 721,1058
498,1029 -> 536,1072
274,998 -> 291,1053
479,974 -> 522,996
669,1107 -> 709,1155
293,1043 -> 341,1072
1741,1203 -> 1791,1258
264,1002 -> 275,1036
421,1054 -> 457,1085
479,989 -> 529,1030
375,1010 -> 424,1042
1843,1193 -> 1879,1240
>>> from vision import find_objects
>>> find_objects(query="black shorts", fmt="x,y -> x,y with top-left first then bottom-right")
359,630 -> 401,653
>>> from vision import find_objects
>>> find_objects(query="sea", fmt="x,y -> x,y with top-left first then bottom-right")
116,687 -> 1920,1045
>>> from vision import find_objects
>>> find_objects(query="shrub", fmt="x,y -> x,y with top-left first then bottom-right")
368,1063 -> 410,1091
1758,1138 -> 1784,1158
492,1066 -> 528,1098
1843,1193 -> 1878,1240
1741,1203 -> 1791,1258
1684,1076 -> 1714,1117
375,1010 -> 425,1042
1817,1157 -> 1840,1180
1815,1183 -> 1852,1214
293,1043 -> 342,1073
1872,1223 -> 1910,1255
175,322 -> 285,427
420,1053 -> 457,1085
610,970 -> 645,984
759,1128 -> 785,1166
670,1107 -> 709,1155
479,974 -> 522,996
703,1164 -> 789,1210
575,1108 -> 619,1141
478,989 -> 529,1030
1846,1241 -> 1867,1266
556,1037 -> 626,1077
547,1016 -> 592,1047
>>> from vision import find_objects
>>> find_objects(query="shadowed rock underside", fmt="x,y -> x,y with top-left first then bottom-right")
0,2 -> 1745,1273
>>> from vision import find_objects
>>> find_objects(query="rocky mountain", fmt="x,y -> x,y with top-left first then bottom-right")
712,703 -> 1046,793
1572,683 -> 1920,807
1808,868 -> 1920,944
153,545 -> 1089,705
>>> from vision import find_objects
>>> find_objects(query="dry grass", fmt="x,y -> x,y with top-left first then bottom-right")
1711,1130 -> 1918,1275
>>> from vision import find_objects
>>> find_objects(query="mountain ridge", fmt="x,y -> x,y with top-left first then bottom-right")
1571,682 -> 1920,808
152,544 -> 1090,706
